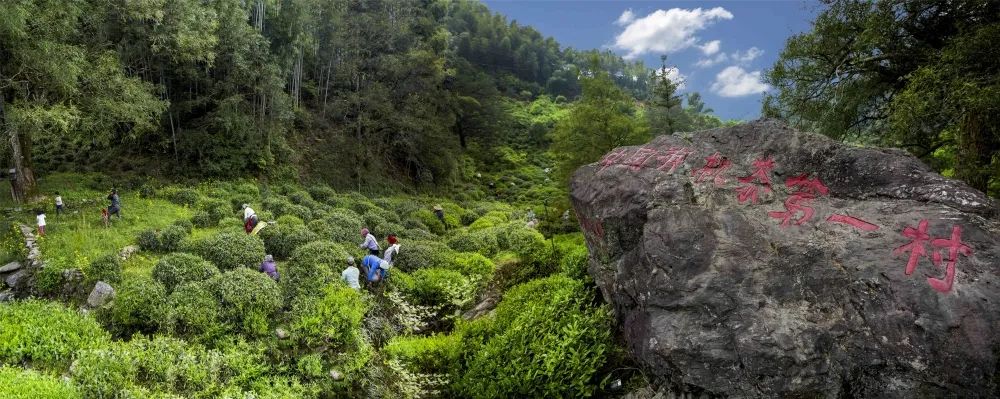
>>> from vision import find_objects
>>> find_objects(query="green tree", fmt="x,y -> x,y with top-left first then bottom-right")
645,55 -> 682,135
550,56 -> 648,181
763,0 -> 1000,194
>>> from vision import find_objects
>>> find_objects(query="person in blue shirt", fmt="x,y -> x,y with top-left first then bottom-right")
362,254 -> 389,283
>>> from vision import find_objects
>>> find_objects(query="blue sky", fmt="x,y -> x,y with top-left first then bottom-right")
481,1 -> 821,120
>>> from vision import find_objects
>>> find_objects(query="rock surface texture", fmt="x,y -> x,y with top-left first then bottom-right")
570,120 -> 1000,398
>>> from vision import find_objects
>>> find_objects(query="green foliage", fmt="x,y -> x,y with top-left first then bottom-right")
307,185 -> 337,203
468,210 -> 509,231
559,245 -> 591,281
276,214 -> 305,227
550,56 -> 649,182
289,285 -> 366,349
33,265 -> 65,296
405,268 -> 475,311
0,366 -> 80,399
495,223 -> 550,266
296,354 -> 325,379
385,333 -> 462,375
324,208 -> 364,243
137,225 -> 189,252
451,252 -> 496,283
447,228 -> 500,257
392,240 -> 456,272
153,252 -> 220,293
183,231 -> 266,271
259,223 -> 318,260
282,240 -> 349,302
98,276 -> 167,336
85,253 -> 122,286
206,268 -> 282,337
161,188 -> 201,206
163,281 -> 223,339
458,276 -> 613,397
195,198 -> 232,227
646,56 -> 683,135
0,300 -> 109,371
409,209 -> 445,235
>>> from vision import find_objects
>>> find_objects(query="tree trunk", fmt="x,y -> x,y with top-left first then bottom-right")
1,96 -> 36,203
956,113 -> 990,193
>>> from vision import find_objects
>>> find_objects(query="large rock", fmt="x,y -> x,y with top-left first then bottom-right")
0,261 -> 21,273
4,270 -> 26,289
570,120 -> 1000,398
86,281 -> 115,308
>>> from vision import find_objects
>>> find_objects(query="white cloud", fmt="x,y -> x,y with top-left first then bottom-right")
695,46 -> 764,68
732,47 -> 764,63
710,66 -> 770,97
695,53 -> 728,67
616,9 -> 635,26
614,7 -> 733,59
699,40 -> 721,55
654,66 -> 687,90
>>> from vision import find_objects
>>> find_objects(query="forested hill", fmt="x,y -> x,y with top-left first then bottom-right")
0,0 -> 731,198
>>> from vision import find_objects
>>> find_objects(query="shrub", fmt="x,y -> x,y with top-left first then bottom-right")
284,203 -> 314,221
408,209 -> 444,235
469,210 -> 510,231
86,254 -> 122,286
277,214 -> 305,226
161,187 -> 200,206
406,268 -> 475,310
191,211 -> 214,228
0,300 -> 109,371
451,252 -> 495,283
138,225 -> 189,252
198,198 -> 232,224
559,245 -> 590,281
283,241 -> 349,301
163,281 -> 223,338
296,354 -> 325,379
402,228 -> 436,241
446,228 -> 499,257
32,266 -> 64,296
259,224 -> 318,260
458,276 -> 613,397
183,231 -> 265,271
324,208 -> 363,243
289,285 -> 365,349
392,240 -> 456,272
0,366 -> 80,398
362,211 -> 389,237
218,216 -> 243,230
73,335 -> 248,398
173,219 -> 194,234
495,223 -> 550,266
385,333 -> 462,375
153,252 -> 220,293
98,276 -> 167,336
306,219 -> 334,239
206,268 -> 282,336
307,185 -> 337,203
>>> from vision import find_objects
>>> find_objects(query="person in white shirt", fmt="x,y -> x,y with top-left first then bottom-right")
241,204 -> 259,234
36,210 -> 46,236
54,192 -> 63,216
341,256 -> 361,289
383,234 -> 400,264
359,228 -> 380,256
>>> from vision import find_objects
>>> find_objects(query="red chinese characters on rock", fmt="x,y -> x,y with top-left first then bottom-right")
692,152 -> 732,186
767,174 -> 828,227
735,157 -> 775,204
826,214 -> 879,231
892,220 -> 972,293
579,215 -> 605,246
597,146 -> 693,174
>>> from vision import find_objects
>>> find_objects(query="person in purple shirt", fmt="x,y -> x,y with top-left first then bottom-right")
259,254 -> 279,281
359,228 -> 380,255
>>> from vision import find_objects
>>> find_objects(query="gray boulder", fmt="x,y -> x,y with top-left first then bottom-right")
4,270 -> 26,289
87,281 -> 115,308
570,120 -> 1000,398
0,261 -> 21,273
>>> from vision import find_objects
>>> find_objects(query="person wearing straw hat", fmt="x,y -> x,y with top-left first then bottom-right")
433,204 -> 446,230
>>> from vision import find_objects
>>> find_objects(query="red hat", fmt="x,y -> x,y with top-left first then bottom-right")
387,235 -> 398,245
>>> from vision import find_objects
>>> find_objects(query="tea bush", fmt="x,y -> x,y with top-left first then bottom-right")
307,185 -> 337,203
406,268 -> 475,312
137,225 -> 189,252
392,240 -> 456,272
207,268 -> 282,336
559,245 -> 590,281
289,285 -> 366,348
324,208 -> 363,243
85,253 -> 122,286
306,219 -> 334,239
468,210 -> 509,231
446,228 -> 500,257
197,197 -> 232,226
98,276 -> 167,336
173,219 -> 194,233
451,252 -> 495,283
408,209 -> 444,235
458,276 -> 612,397
277,214 -> 305,226
153,252 -> 220,293
163,281 -> 223,338
385,333 -> 462,375
495,223 -> 550,266
259,224 -> 318,259
283,240 -> 349,301
161,187 -> 200,206
0,366 -> 80,399
183,231 -> 265,271
0,300 -> 109,371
